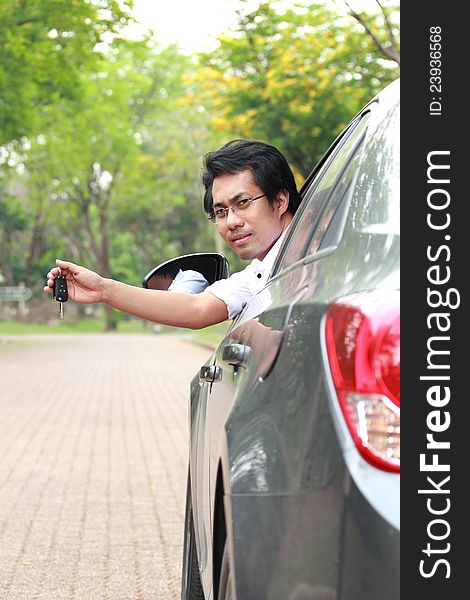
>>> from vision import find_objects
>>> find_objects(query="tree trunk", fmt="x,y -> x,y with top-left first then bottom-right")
99,205 -> 118,332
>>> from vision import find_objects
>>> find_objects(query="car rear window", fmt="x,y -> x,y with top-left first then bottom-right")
351,97 -> 400,236
274,112 -> 370,273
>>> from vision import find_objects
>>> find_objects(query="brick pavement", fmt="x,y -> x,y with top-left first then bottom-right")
0,334 -> 211,600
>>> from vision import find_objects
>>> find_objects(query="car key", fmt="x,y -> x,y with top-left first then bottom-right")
53,274 -> 68,319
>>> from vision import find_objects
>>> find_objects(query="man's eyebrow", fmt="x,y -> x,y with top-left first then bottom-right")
213,192 -> 247,208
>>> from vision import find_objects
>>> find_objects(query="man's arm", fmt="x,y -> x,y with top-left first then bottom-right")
105,279 -> 227,328
44,259 -> 228,329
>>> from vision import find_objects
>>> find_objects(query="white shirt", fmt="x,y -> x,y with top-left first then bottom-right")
205,229 -> 289,319
168,269 -> 209,294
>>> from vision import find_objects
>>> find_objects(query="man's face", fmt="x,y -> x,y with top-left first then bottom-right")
211,170 -> 290,261
150,275 -> 173,291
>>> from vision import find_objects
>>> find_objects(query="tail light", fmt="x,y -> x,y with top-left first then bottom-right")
325,290 -> 400,472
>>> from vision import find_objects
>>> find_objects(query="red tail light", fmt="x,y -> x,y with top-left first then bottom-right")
325,290 -> 400,472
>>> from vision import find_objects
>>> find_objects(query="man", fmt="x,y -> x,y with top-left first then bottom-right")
44,139 -> 302,328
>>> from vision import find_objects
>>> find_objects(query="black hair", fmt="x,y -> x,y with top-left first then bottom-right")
155,264 -> 179,279
202,139 -> 302,216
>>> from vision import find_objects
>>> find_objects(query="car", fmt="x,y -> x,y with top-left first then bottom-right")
150,78 -> 400,600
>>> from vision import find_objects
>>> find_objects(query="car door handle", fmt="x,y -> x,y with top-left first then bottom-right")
199,365 -> 222,383
222,343 -> 252,368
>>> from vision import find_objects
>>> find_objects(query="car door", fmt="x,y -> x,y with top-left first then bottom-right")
205,271 -> 307,511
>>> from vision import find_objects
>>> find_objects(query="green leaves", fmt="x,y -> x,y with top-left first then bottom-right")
0,0 -> 133,144
196,0 -> 399,179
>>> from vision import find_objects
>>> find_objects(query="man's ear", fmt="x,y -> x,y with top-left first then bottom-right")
276,190 -> 290,216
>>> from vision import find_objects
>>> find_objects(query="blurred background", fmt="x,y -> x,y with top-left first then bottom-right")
0,0 -> 399,334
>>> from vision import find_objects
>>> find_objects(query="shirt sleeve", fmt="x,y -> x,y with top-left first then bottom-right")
205,263 -> 255,320
168,270 -> 209,294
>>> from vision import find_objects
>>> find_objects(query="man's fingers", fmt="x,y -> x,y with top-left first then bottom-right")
47,267 -> 63,279
55,258 -> 80,274
46,264 -> 66,294
44,263 -> 72,296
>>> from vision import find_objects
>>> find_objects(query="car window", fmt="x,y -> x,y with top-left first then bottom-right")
311,140 -> 364,254
351,95 -> 399,236
273,111 -> 370,274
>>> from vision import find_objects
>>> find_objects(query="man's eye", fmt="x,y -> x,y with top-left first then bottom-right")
214,208 -> 227,217
237,199 -> 250,208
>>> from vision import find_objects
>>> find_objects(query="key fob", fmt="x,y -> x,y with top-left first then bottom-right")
53,275 -> 68,302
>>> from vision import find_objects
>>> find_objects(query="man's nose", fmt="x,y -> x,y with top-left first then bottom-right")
226,207 -> 244,227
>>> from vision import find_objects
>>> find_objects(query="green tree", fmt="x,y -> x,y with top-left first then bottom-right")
340,0 -> 400,65
196,0 -> 399,179
2,40 -> 216,329
0,186 -> 32,285
0,0 -> 133,145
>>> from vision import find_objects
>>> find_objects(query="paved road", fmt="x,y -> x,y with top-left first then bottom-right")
0,334 -> 211,600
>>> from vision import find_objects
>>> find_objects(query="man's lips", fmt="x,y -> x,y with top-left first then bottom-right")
231,233 -> 252,246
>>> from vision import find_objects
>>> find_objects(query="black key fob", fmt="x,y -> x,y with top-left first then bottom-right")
53,276 -> 68,303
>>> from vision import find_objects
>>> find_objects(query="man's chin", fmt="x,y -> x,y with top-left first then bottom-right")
231,239 -> 256,258
230,240 -> 253,259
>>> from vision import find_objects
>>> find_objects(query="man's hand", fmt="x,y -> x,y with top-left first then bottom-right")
44,259 -> 105,304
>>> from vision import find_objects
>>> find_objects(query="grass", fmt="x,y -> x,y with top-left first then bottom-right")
0,318 -> 150,335
140,321 -> 229,349
0,319 -> 229,349
174,322 -> 229,349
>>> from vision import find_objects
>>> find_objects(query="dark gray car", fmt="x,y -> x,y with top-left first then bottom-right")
181,79 -> 400,600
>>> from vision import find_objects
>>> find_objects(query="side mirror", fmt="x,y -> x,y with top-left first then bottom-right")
142,253 -> 229,292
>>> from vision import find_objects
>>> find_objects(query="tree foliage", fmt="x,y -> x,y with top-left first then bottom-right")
341,0 -> 400,65
0,0 -> 133,145
196,0 -> 399,179
1,39 -> 217,328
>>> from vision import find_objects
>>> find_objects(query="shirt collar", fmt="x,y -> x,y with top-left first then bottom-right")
252,227 -> 290,277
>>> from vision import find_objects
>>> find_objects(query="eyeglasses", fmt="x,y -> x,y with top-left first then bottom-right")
208,194 -> 267,224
